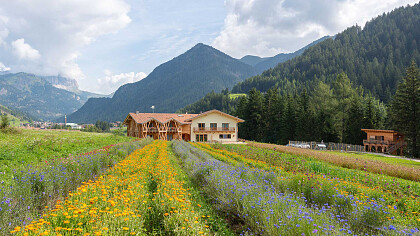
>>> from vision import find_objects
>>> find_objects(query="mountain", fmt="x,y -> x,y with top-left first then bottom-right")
67,43 -> 256,123
41,75 -> 106,98
239,55 -> 267,66
0,73 -> 106,121
232,3 -> 420,102
41,75 -> 79,92
239,36 -> 331,74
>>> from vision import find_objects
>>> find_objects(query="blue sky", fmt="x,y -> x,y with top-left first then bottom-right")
0,0 -> 418,94
77,1 -> 226,77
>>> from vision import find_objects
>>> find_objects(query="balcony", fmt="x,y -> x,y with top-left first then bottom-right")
363,139 -> 395,146
193,127 -> 235,133
167,127 -> 181,132
145,127 -> 158,133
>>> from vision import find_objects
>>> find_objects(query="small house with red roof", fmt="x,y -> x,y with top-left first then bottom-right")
123,109 -> 244,142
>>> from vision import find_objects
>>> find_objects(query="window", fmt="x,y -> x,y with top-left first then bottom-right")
210,123 -> 217,130
167,134 -> 173,141
148,122 -> 154,127
196,134 -> 207,142
219,134 -> 231,139
198,123 -> 205,130
168,122 -> 173,127
222,123 -> 229,130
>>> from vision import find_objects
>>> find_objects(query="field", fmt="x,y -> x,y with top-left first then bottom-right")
0,129 -> 134,181
3,139 -> 420,235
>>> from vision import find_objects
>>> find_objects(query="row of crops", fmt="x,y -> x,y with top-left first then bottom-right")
5,140 -> 420,235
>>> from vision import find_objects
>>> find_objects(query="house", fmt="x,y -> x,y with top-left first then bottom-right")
362,129 -> 406,155
123,109 -> 244,142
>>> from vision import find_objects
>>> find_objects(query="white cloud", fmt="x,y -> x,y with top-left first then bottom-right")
213,0 -> 419,58
0,62 -> 10,71
11,38 -> 40,60
0,0 -> 131,80
95,70 -> 147,94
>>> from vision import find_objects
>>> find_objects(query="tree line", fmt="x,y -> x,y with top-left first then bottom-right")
236,72 -> 387,145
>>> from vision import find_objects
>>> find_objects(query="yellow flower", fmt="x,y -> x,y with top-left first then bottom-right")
123,227 -> 129,231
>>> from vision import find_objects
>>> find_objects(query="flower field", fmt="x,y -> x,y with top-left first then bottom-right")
1,139 -> 153,235
4,139 -> 420,235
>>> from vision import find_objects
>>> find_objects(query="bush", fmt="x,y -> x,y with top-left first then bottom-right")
0,114 -> 9,129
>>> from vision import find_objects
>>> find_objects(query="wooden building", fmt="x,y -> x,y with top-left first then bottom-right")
362,129 -> 406,155
123,110 -> 244,142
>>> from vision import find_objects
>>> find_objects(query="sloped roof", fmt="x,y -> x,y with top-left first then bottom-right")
361,129 -> 404,135
124,112 -> 198,125
185,109 -> 244,122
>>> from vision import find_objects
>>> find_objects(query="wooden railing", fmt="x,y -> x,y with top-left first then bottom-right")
142,127 -> 180,133
363,140 -> 395,145
193,127 -> 235,132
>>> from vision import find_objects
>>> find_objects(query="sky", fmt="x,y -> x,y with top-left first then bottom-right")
0,0 -> 418,94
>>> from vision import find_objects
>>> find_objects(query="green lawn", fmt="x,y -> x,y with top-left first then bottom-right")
229,93 -> 246,99
0,129 -> 134,179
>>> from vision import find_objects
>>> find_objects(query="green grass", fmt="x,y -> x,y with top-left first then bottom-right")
325,150 -> 420,167
0,129 -> 134,181
229,93 -> 246,99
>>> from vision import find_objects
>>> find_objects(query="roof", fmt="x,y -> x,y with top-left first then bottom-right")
123,112 -> 198,125
361,129 -> 404,135
184,109 -> 244,123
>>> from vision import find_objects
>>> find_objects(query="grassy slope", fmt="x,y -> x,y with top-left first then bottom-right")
0,129 -> 134,179
246,142 -> 420,182
325,150 -> 420,167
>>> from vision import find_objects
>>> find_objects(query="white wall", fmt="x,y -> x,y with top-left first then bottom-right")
190,112 -> 239,142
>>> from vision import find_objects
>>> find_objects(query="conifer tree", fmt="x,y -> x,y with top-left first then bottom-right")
391,61 -> 420,158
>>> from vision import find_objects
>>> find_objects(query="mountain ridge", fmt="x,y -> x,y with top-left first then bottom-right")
0,72 -> 107,121
66,43 -> 256,123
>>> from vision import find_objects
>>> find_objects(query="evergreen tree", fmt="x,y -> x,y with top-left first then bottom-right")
344,95 -> 364,144
263,88 -> 280,143
332,72 -> 354,142
296,89 -> 313,141
236,95 -> 250,139
391,61 -> 420,158
0,114 -> 9,129
246,88 -> 265,141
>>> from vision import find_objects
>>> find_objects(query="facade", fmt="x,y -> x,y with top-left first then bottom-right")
123,110 -> 244,142
362,129 -> 406,155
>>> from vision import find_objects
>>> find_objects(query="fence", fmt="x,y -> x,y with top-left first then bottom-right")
288,140 -> 365,152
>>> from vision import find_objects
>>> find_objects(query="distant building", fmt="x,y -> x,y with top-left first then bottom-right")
66,123 -> 81,129
362,129 -> 406,155
123,109 -> 244,142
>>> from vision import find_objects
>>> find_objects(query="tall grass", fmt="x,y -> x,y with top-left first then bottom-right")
248,142 -> 420,182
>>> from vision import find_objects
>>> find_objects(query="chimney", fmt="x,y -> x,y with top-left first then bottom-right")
136,111 -> 139,115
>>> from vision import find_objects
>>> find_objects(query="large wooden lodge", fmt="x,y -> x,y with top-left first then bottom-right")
123,109 -> 244,142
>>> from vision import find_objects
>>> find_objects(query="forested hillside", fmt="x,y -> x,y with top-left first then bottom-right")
180,3 -> 420,151
232,3 -> 420,103
0,73 -> 99,121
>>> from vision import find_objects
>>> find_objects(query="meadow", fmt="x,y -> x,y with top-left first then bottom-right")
0,129 -> 134,182
3,138 -> 420,235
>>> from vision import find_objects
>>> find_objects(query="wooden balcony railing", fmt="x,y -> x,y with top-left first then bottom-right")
142,127 -> 180,133
193,127 -> 235,132
363,140 -> 396,145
